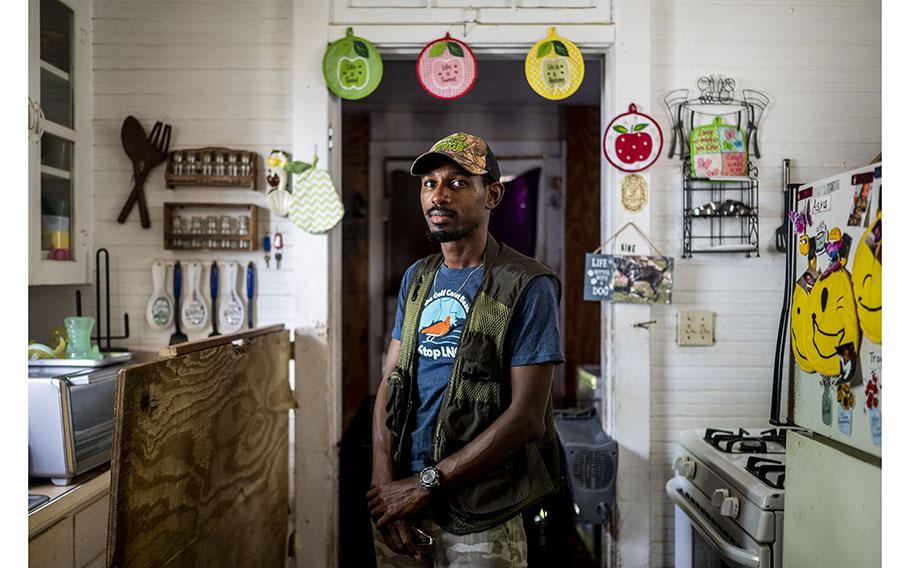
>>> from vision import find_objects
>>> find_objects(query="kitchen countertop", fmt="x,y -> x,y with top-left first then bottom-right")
29,467 -> 111,537
28,351 -> 161,537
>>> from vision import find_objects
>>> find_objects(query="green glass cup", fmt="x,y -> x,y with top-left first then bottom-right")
64,317 -> 97,359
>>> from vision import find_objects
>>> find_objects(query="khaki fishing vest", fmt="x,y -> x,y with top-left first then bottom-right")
384,235 -> 562,534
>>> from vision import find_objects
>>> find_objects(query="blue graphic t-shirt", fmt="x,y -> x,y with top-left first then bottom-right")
391,260 -> 565,473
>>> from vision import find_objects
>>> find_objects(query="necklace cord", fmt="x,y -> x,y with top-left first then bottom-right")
431,263 -> 485,297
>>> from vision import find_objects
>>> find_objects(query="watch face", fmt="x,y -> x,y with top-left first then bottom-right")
420,468 -> 437,486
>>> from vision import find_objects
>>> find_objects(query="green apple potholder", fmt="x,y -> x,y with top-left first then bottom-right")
290,168 -> 345,233
323,27 -> 383,100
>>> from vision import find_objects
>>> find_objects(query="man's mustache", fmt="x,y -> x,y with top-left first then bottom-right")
426,207 -> 456,218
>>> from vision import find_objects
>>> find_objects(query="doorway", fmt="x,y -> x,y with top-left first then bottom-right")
337,56 -> 603,567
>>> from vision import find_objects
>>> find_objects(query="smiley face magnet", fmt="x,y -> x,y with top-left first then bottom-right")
851,212 -> 882,343
790,271 -> 818,373
807,267 -> 860,378
323,27 -> 383,100
417,33 -> 477,100
525,27 -> 584,100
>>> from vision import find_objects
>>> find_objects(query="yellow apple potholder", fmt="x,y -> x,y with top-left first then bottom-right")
525,27 -> 584,100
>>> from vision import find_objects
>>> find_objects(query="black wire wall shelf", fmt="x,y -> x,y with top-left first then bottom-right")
666,76 -> 767,258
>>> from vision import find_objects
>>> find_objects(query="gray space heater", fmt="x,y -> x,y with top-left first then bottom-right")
553,407 -> 618,525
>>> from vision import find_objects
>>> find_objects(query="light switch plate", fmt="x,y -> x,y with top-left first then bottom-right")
677,310 -> 715,346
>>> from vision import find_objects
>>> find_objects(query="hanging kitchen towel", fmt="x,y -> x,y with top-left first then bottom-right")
290,167 -> 345,233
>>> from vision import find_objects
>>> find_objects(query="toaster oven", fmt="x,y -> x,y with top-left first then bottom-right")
28,364 -> 124,485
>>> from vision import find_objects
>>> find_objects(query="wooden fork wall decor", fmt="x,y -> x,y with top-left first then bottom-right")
117,116 -> 172,229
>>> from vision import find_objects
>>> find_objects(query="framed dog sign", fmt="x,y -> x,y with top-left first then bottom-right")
584,253 -> 674,304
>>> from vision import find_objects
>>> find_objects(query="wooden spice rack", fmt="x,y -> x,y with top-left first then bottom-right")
163,202 -> 259,251
165,147 -> 259,191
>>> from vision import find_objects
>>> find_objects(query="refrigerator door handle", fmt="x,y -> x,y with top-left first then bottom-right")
666,478 -> 764,568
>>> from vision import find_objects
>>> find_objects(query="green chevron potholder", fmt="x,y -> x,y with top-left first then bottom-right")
323,27 -> 383,100
290,168 -> 345,233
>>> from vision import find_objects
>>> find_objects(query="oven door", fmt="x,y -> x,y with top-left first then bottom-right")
667,477 -> 772,568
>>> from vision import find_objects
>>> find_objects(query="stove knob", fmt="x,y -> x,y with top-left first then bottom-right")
720,496 -> 740,519
711,488 -> 729,508
672,456 -> 696,479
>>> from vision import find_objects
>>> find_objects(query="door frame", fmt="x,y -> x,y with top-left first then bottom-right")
365,138 -> 566,396
292,4 -> 652,566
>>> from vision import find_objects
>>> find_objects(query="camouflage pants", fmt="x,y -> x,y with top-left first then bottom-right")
371,514 -> 528,568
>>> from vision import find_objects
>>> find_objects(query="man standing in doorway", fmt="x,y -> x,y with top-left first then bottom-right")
367,132 -> 564,567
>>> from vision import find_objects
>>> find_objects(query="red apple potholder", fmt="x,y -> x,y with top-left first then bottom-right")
603,103 -> 664,173
416,33 -> 477,100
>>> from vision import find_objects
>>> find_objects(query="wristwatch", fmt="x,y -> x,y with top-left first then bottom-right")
418,466 -> 441,490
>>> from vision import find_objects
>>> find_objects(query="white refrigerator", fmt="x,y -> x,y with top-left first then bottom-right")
776,163 -> 881,567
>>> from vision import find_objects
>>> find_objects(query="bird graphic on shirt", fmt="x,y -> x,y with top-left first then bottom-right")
420,316 -> 454,337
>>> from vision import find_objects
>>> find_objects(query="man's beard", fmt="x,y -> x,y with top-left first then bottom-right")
425,228 -> 465,243
425,206 -> 469,243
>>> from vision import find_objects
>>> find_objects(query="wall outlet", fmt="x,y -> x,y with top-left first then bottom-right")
677,310 -> 715,346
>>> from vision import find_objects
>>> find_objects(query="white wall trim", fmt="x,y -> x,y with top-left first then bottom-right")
330,1 -> 612,25
294,2 -> 340,567
326,23 -> 615,50
295,6 -> 621,566
603,1 -> 652,567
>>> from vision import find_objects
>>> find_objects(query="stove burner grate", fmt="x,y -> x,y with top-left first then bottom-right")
746,456 -> 786,489
703,428 -> 772,454
702,427 -> 810,454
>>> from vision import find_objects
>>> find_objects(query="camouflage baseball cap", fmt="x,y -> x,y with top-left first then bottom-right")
410,132 -> 501,181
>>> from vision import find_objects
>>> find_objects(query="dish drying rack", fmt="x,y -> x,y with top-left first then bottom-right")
664,76 -> 768,258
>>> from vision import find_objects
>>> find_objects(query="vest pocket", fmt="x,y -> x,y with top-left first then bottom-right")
384,368 -> 407,437
450,453 -> 530,516
441,398 -> 497,442
458,332 -> 500,382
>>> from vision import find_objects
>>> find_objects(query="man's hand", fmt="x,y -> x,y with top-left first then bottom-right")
378,519 -> 424,562
367,476 -> 432,528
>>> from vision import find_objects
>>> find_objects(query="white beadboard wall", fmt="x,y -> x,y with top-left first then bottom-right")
29,0 -> 296,352
25,2 -> 881,564
648,1 -> 881,566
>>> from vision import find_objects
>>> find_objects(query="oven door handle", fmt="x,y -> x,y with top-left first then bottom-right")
666,478 -> 763,568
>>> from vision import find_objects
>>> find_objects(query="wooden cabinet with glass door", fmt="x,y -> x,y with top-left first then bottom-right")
28,0 -> 92,285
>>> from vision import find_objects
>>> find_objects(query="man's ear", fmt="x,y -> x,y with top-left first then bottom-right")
486,181 -> 505,210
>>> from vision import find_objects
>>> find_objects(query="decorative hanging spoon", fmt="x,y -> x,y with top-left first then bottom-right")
246,261 -> 255,329
169,261 -> 188,345
180,261 -> 209,333
145,260 -> 174,331
219,261 -> 245,333
208,261 -> 220,337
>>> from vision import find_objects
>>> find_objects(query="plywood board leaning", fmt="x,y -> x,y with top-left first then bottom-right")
107,327 -> 293,567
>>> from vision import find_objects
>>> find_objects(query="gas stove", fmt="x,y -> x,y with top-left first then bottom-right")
704,427 -> 787,455
667,426 -> 808,568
